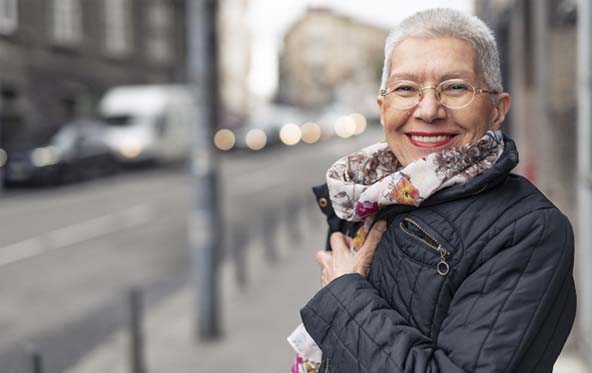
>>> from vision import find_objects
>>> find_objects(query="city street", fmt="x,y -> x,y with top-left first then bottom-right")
1,0 -> 590,370
0,127 -> 383,372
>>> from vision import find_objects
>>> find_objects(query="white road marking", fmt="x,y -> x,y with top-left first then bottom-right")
120,204 -> 154,227
0,238 -> 44,266
0,204 -> 155,267
47,215 -> 119,249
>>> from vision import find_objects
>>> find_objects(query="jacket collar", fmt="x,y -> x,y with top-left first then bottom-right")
313,135 -> 519,224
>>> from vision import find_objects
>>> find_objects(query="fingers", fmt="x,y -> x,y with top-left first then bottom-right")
351,221 -> 387,276
319,222 -> 388,280
330,232 -> 350,255
321,268 -> 329,287
315,250 -> 333,268
344,236 -> 354,249
317,252 -> 332,288
359,220 -> 387,256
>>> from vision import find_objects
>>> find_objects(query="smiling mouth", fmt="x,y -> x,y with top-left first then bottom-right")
407,133 -> 456,148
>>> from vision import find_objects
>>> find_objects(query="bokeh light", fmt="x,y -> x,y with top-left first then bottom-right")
280,123 -> 302,145
334,115 -> 356,138
214,129 -> 236,151
245,129 -> 267,151
350,113 -> 367,135
300,122 -> 322,144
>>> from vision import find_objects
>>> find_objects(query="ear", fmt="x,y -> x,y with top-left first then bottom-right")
490,92 -> 511,130
377,95 -> 386,126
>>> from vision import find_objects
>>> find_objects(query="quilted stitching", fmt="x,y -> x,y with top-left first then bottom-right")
302,138 -> 576,372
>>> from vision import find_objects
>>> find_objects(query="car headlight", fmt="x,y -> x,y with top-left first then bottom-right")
31,146 -> 61,167
118,138 -> 144,158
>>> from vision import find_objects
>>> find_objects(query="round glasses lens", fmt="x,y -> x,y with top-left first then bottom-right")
387,82 -> 420,109
438,80 -> 474,108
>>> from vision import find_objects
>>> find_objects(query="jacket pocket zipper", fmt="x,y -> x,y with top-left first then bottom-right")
399,217 -> 450,275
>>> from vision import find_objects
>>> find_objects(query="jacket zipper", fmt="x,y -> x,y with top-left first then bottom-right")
324,357 -> 330,373
399,217 -> 450,275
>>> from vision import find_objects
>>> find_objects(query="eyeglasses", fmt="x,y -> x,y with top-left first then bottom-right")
379,79 -> 499,110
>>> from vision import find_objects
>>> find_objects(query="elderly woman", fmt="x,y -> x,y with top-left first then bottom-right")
288,8 -> 576,373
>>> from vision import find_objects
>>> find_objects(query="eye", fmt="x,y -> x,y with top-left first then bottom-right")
390,82 -> 419,97
440,81 -> 470,92
394,84 -> 417,92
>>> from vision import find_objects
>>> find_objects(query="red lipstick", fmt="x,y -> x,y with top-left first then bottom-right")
406,132 -> 456,148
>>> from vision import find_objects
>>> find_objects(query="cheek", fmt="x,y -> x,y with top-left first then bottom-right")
383,110 -> 410,133
453,111 -> 491,134
384,110 -> 420,151
383,119 -> 407,146
463,104 -> 495,132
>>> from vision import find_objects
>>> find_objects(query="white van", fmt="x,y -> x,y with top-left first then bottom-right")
98,85 -> 198,164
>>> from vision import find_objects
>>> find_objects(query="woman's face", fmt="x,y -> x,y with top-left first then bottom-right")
377,37 -> 510,167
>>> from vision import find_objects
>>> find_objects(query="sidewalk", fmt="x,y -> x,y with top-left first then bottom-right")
556,352 -> 589,373
65,206 -> 589,373
66,205 -> 323,373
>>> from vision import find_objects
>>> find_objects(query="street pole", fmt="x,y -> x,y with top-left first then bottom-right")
186,0 -> 222,340
128,288 -> 146,373
0,95 -> 4,194
577,0 -> 592,361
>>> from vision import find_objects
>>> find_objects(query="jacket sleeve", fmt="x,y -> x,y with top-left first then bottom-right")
300,208 -> 576,372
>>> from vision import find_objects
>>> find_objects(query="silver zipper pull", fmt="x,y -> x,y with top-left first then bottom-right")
436,245 -> 449,276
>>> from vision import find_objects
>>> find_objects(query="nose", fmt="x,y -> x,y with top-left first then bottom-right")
414,88 -> 446,123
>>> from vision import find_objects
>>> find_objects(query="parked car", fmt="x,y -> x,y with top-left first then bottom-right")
3,119 -> 117,186
98,85 -> 198,165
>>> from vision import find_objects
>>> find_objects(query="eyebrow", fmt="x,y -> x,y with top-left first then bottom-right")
387,70 -> 476,85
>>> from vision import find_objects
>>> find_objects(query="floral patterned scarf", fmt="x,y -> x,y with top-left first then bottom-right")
328,130 -> 503,239
288,130 -> 504,372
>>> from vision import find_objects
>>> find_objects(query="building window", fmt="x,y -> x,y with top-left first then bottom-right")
51,0 -> 82,45
0,0 -> 18,35
146,0 -> 172,63
105,0 -> 132,55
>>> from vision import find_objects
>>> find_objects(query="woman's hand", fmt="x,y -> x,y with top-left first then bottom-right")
317,221 -> 387,287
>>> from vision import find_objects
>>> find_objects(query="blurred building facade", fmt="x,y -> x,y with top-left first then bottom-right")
218,0 -> 251,129
0,0 -> 187,147
476,0 -> 577,217
475,0 -> 591,366
276,7 -> 387,115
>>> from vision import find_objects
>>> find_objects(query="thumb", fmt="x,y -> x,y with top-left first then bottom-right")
359,220 -> 387,257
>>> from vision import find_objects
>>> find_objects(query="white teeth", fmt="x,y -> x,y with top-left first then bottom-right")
410,135 -> 452,143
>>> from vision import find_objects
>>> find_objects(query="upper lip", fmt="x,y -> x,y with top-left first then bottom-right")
406,132 -> 457,137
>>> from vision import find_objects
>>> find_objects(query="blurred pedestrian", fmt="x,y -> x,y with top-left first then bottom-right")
288,8 -> 576,373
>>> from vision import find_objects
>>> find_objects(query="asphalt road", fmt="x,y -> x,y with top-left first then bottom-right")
0,126 -> 383,372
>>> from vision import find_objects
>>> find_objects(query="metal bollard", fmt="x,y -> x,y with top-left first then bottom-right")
262,209 -> 278,263
286,199 -> 302,244
232,226 -> 248,287
28,345 -> 43,373
128,288 -> 146,373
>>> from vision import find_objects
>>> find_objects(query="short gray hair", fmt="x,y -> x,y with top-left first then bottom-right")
380,8 -> 503,93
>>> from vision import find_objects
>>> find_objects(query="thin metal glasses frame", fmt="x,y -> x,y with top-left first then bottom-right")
379,79 -> 499,110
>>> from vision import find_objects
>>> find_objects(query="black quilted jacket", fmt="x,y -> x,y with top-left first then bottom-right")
302,136 -> 576,373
